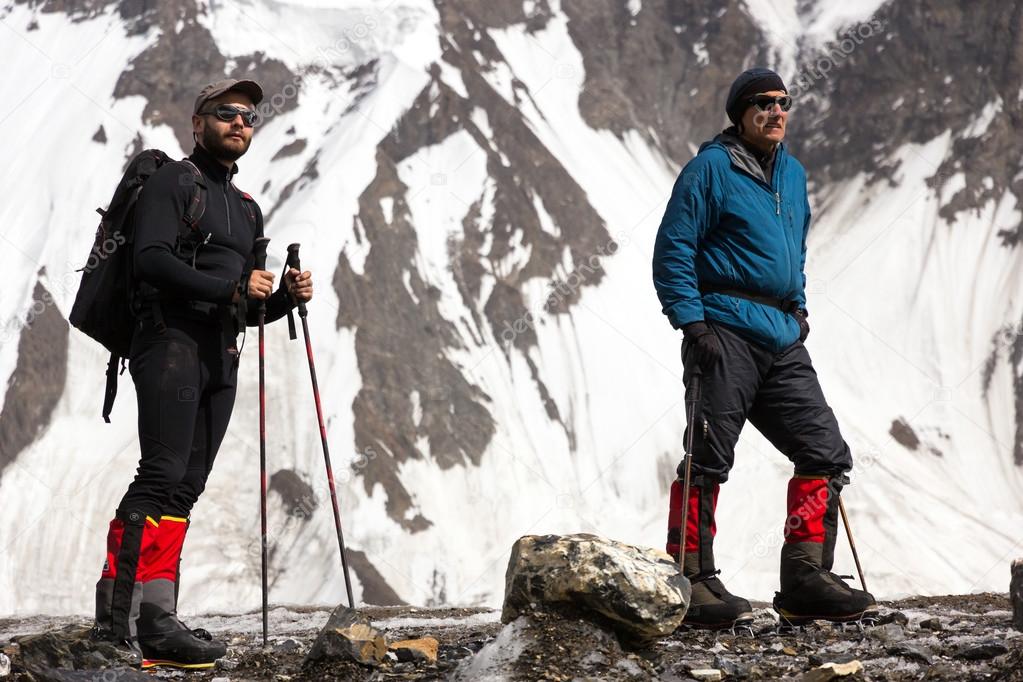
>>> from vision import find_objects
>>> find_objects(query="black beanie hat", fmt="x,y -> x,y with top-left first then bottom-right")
726,67 -> 787,125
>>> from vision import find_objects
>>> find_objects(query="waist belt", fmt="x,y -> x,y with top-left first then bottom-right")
699,285 -> 800,314
139,298 -> 241,356
163,300 -> 223,319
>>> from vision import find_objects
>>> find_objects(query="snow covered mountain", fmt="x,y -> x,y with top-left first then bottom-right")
1,0 -> 1020,617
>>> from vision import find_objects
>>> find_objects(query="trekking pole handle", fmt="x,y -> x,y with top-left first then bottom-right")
253,237 -> 270,312
253,237 -> 270,271
286,243 -> 309,317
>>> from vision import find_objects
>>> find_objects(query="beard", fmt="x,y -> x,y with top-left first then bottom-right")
201,125 -> 251,162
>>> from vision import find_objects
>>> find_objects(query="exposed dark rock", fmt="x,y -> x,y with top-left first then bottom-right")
561,0 -> 767,167
9,624 -> 140,675
333,151 -> 491,532
14,0 -> 123,25
108,1 -> 298,153
22,668 -> 151,682
435,0 -> 551,31
347,549 -> 407,607
876,610 -> 909,626
889,418 -> 920,450
0,280 -> 68,480
983,319 -> 1023,465
269,469 -> 318,519
952,640 -> 1009,660
304,605 -> 388,667
790,0 -> 1023,230
886,642 -> 934,664
330,5 -> 618,526
1013,559 -> 1023,631
266,153 -> 320,224
501,534 -> 690,647
91,125 -> 106,144
798,660 -> 863,681
272,138 -> 308,161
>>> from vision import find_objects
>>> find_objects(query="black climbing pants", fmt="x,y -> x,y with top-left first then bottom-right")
683,322 -> 852,484
117,311 -> 239,520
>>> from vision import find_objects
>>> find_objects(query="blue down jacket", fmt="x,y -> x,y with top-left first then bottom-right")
652,131 -> 810,352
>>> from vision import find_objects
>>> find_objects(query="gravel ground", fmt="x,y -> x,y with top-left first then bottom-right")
2,594 -> 1020,680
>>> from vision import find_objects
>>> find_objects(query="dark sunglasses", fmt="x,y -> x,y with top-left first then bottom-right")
748,94 -> 792,113
201,104 -> 259,127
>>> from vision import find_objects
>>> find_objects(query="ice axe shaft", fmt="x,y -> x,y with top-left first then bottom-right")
253,236 -> 271,647
838,497 -> 868,593
286,243 -> 356,608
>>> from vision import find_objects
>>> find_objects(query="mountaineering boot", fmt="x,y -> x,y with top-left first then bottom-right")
668,475 -> 754,629
773,476 -> 877,625
93,510 -> 159,666
136,516 -> 227,669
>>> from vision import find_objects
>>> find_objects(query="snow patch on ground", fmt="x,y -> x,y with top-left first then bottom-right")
373,610 -> 501,630
454,617 -> 528,680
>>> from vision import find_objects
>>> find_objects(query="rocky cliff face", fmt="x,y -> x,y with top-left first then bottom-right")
0,280 -> 67,478
1,0 -> 1020,613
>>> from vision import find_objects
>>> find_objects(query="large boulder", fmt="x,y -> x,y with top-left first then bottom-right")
502,533 -> 690,646
1012,558 -> 1023,631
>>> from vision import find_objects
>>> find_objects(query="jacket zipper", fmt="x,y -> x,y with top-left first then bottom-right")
768,157 -> 793,280
730,145 -> 796,288
223,182 -> 232,236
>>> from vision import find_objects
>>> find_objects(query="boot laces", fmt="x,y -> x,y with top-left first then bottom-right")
690,569 -> 738,599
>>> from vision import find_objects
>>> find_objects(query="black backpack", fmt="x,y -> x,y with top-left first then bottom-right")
69,149 -> 207,422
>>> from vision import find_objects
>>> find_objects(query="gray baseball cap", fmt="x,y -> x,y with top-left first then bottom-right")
193,78 -> 264,115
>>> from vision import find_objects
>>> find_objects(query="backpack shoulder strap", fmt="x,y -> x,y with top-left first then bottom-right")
180,160 -> 207,230
102,353 -> 125,423
232,183 -> 259,224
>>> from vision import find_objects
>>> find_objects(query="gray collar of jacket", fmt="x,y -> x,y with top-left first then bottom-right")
712,128 -> 780,186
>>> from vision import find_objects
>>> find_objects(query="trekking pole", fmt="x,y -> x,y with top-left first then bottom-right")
285,243 -> 355,608
838,497 -> 868,593
678,349 -> 703,570
253,236 -> 271,647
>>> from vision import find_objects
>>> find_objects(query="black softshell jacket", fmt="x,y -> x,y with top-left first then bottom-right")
133,143 -> 293,324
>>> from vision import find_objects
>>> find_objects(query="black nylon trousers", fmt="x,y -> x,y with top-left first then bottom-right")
117,312 -> 239,520
683,322 -> 852,483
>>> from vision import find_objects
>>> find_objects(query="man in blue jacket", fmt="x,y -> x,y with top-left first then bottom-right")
653,68 -> 876,629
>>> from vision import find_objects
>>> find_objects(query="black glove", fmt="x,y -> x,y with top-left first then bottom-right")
794,308 -> 809,342
682,321 -> 722,369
